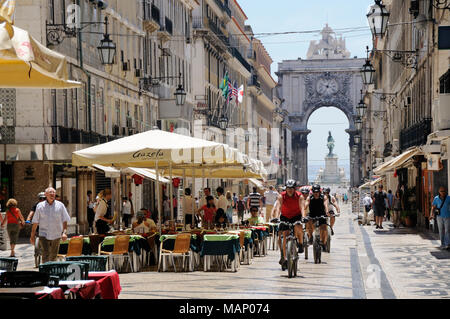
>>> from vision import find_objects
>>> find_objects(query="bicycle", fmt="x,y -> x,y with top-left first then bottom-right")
277,219 -> 306,278
325,211 -> 337,253
305,216 -> 332,264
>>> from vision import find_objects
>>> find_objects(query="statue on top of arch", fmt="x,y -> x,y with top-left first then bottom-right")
307,24 -> 351,60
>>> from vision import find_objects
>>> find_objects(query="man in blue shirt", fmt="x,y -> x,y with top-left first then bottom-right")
431,186 -> 450,250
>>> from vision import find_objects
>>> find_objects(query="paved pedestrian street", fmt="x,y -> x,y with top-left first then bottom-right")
2,204 -> 448,299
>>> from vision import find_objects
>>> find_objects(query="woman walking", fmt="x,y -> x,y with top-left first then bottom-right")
225,191 -> 234,226
392,191 -> 403,228
1,199 -> 25,257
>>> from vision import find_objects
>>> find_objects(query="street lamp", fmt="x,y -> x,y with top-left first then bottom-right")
361,47 -> 375,85
97,18 -> 116,65
218,115 -> 228,130
357,90 -> 367,117
367,0 -> 390,38
355,117 -> 363,131
174,84 -> 187,106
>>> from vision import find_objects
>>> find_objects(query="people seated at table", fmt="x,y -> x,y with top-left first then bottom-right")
132,209 -> 156,234
215,208 -> 227,229
197,195 -> 216,229
246,206 -> 265,226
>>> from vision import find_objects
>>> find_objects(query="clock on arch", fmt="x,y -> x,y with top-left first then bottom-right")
316,77 -> 339,96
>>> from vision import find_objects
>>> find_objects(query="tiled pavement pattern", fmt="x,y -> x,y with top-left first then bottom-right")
2,204 -> 449,299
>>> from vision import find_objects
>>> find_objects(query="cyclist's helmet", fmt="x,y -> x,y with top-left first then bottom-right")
311,184 -> 321,193
285,179 -> 297,189
300,187 -> 310,194
324,187 -> 331,193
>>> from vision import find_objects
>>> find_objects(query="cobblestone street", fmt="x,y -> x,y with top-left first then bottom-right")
5,204 -> 448,299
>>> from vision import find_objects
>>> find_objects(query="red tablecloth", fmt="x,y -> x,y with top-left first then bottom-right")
88,271 -> 121,299
36,287 -> 65,300
59,280 -> 102,299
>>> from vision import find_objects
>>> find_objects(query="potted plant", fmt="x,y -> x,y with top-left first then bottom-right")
402,210 -> 417,227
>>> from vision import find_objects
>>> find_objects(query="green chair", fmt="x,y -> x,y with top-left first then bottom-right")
39,261 -> 89,280
0,257 -> 19,272
66,256 -> 108,271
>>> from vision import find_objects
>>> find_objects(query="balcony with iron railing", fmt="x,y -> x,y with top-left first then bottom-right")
400,118 -> 432,151
212,0 -> 231,17
143,3 -> 160,32
192,17 -> 230,48
53,126 -> 115,144
231,47 -> 251,73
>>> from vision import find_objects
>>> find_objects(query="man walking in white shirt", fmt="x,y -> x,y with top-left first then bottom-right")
30,187 -> 71,263
264,186 -> 279,223
362,193 -> 373,226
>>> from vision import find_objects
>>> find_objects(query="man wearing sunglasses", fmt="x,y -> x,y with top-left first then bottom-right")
304,184 -> 330,250
431,187 -> 450,250
273,180 -> 305,270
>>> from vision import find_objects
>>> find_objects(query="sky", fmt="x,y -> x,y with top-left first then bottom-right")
239,0 -> 374,180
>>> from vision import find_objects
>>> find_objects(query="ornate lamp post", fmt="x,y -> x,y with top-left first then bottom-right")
367,0 -> 390,38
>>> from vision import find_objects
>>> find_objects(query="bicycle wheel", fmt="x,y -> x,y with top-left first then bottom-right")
293,242 -> 298,277
287,239 -> 295,278
303,233 -> 308,260
326,226 -> 332,253
313,238 -> 321,264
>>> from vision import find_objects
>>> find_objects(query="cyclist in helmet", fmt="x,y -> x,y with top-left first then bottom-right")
304,184 -> 330,250
273,179 -> 306,270
323,187 -> 340,230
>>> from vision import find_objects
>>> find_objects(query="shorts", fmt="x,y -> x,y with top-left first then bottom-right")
308,212 -> 328,226
279,214 -> 303,231
373,206 -> 385,217
7,223 -> 20,245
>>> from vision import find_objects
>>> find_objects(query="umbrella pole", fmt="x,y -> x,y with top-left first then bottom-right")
169,162 -> 174,221
182,169 -> 186,225
156,162 -> 162,233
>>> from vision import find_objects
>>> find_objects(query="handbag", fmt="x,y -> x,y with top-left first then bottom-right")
434,196 -> 447,216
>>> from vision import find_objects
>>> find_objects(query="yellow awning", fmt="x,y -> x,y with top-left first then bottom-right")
0,22 -> 81,88
249,178 -> 266,190
383,148 -> 422,172
359,181 -> 371,189
370,177 -> 383,186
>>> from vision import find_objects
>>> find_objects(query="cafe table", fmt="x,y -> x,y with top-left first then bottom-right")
58,280 -> 101,299
0,286 -> 65,299
87,270 -> 121,299
250,226 -> 270,256
200,234 -> 240,272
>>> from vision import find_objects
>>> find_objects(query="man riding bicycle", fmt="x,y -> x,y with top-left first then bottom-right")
304,184 -> 330,250
273,180 -> 305,270
323,188 -> 340,230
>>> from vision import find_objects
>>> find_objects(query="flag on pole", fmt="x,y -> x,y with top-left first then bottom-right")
229,81 -> 238,103
220,71 -> 230,100
237,85 -> 244,104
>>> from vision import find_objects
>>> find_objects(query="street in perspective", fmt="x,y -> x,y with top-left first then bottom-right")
0,0 -> 449,303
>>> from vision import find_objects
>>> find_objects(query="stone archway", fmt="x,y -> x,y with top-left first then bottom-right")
278,63 -> 364,186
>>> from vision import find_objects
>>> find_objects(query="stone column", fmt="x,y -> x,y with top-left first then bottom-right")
292,130 -> 311,184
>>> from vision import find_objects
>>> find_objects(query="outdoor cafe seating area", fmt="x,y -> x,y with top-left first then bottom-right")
0,221 -> 278,299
